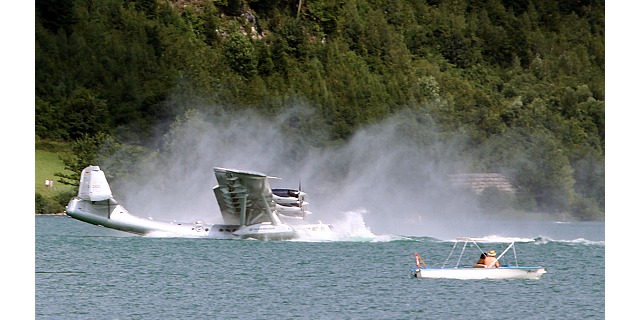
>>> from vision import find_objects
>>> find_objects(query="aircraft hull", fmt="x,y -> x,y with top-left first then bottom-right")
66,197 -> 324,240
232,223 -> 296,240
67,197 -> 237,238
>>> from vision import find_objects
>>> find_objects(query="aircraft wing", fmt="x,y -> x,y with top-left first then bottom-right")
212,167 -> 282,226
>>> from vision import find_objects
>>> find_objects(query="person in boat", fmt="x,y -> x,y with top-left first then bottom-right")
473,252 -> 488,268
483,250 -> 500,268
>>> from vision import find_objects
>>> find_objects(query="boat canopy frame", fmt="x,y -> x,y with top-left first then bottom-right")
439,237 -> 520,269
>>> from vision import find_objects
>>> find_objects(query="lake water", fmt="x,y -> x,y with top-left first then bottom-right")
35,215 -> 605,319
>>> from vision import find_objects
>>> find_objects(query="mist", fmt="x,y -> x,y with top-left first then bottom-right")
107,104 -> 500,238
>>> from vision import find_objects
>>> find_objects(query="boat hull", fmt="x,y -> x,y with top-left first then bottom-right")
410,266 -> 547,280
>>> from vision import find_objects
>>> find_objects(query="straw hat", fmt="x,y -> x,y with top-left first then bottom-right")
488,250 -> 497,256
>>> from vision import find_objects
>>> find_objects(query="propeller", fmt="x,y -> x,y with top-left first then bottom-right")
298,178 -> 306,219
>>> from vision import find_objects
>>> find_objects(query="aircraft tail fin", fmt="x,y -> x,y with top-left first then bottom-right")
78,166 -> 113,202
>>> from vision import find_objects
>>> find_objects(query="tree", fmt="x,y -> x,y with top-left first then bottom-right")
36,0 -> 78,35
62,88 -> 111,140
508,129 -> 576,213
223,32 -> 258,78
56,133 -> 117,186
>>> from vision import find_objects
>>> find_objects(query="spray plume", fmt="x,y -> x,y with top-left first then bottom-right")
106,105 -> 488,238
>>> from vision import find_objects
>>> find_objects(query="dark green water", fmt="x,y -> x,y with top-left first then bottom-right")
36,216 -> 604,319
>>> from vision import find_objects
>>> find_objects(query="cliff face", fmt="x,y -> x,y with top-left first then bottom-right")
168,0 -> 207,10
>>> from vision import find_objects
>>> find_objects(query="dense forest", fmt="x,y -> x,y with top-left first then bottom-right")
35,0 -> 605,220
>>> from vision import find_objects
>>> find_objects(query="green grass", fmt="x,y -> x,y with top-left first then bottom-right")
35,142 -> 75,195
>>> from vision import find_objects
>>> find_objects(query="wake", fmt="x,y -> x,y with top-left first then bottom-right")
293,209 -> 410,242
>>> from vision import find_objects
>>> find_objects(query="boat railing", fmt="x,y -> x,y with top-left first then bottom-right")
442,239 -> 519,269
441,241 -> 458,268
487,242 -> 515,267
455,241 -> 467,267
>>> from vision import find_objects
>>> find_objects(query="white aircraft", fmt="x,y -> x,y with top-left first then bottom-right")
65,165 -> 333,240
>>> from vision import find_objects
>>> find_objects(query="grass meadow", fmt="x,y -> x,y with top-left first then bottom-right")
35,141 -> 75,213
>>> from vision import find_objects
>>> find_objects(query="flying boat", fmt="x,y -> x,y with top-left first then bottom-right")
65,165 -> 333,240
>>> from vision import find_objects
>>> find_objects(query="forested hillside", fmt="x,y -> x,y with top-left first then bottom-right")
35,0 -> 605,220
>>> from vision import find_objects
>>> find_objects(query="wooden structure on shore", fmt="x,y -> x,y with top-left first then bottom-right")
449,173 -> 515,194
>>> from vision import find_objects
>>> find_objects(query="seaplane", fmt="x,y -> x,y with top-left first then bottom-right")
65,165 -> 333,240
410,237 -> 546,280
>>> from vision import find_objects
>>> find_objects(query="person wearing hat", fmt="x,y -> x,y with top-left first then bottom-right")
483,250 -> 500,268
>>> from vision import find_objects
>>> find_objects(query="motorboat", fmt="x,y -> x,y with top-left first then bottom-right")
65,165 -> 333,240
410,237 -> 546,280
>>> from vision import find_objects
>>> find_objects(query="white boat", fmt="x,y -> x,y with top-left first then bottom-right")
410,237 -> 546,280
65,165 -> 333,240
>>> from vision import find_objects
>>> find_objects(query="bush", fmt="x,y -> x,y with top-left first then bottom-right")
35,190 -> 75,214
53,190 -> 76,209
479,186 -> 516,213
571,196 -> 604,221
35,193 -> 62,214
